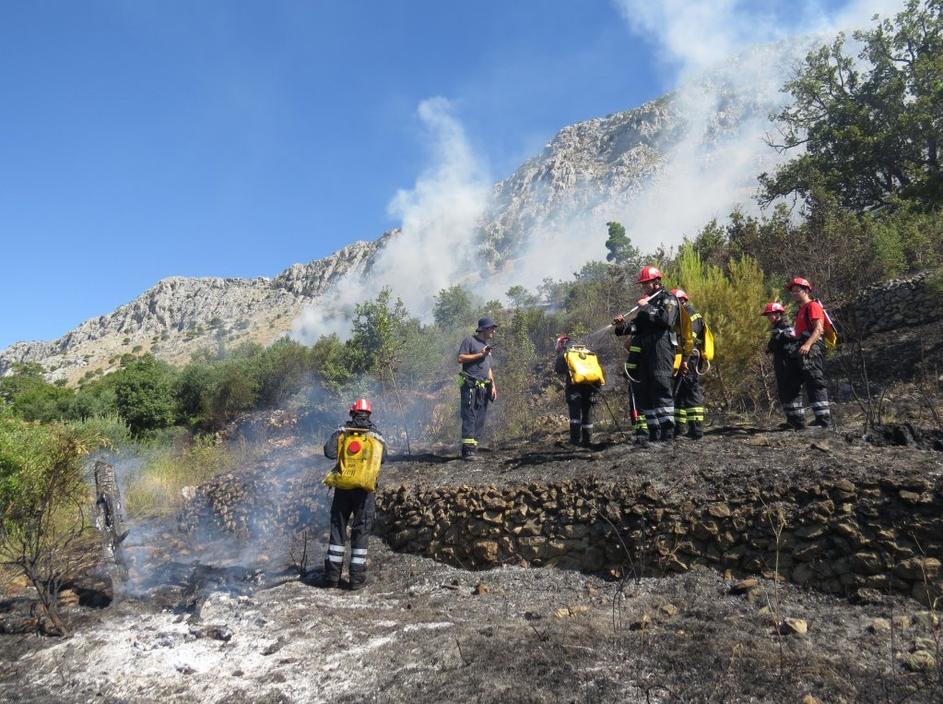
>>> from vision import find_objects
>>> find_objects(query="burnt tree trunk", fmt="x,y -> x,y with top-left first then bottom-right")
93,461 -> 129,593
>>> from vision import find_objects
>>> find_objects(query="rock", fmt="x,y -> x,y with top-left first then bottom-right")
190,624 -> 233,642
57,589 -> 80,607
707,503 -> 731,519
802,696 -> 821,704
899,650 -> 936,672
867,618 -> 891,633
472,540 -> 499,563
851,552 -> 884,575
658,603 -> 679,619
854,588 -> 885,605
894,557 -> 941,581
554,605 -> 589,618
898,490 -> 921,504
472,583 -> 490,596
261,638 -> 286,656
778,618 -> 808,636
794,524 -> 828,539
912,610 -> 940,629
730,578 -> 759,595
629,614 -> 653,631
892,614 -> 913,632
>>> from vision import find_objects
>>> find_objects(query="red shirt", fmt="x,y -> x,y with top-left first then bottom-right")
794,300 -> 824,337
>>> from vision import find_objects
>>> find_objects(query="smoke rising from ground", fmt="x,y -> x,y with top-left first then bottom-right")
292,0 -> 908,335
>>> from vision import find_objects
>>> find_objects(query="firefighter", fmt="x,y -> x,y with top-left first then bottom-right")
787,277 -> 831,428
319,398 -> 387,590
671,288 -> 706,439
761,302 -> 805,428
613,266 -> 680,442
457,317 -> 498,461
554,335 -> 600,447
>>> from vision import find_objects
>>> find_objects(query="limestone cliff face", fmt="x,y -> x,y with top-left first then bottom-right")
0,237 -> 388,383
482,96 -> 678,256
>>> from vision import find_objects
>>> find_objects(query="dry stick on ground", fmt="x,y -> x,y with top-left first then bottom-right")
838,337 -> 884,431
287,528 -> 310,576
759,498 -> 788,679
915,341 -> 943,433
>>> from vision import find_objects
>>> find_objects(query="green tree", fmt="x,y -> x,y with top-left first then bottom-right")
0,363 -> 75,423
505,285 -> 537,308
347,288 -> 414,378
113,355 -> 178,434
604,221 -> 640,264
432,285 -> 477,330
761,1 -> 943,210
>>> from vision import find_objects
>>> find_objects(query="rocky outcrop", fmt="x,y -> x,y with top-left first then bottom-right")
834,271 -> 943,340
0,238 -> 385,382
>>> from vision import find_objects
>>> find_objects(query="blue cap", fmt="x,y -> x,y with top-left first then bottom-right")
476,317 -> 498,331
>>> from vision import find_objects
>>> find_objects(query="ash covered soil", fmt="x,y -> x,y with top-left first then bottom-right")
2,424 -> 943,704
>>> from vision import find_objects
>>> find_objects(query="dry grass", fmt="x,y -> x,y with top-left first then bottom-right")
123,436 -> 256,519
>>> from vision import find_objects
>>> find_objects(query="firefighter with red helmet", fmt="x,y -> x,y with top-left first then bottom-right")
671,288 -> 706,439
318,398 -> 387,589
613,266 -> 680,442
761,302 -> 805,428
786,277 -> 831,427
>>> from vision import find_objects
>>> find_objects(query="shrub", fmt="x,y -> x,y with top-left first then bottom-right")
0,411 -> 105,633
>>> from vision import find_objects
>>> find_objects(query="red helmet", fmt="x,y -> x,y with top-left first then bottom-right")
671,288 -> 688,302
786,277 -> 812,291
554,334 -> 570,352
350,399 -> 372,414
637,265 -> 663,283
761,302 -> 785,316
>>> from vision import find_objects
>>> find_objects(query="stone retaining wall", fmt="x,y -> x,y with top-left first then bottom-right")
375,476 -> 943,605
834,271 -> 942,340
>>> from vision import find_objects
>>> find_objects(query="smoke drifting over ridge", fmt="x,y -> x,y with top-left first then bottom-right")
293,0 -> 907,340
291,98 -> 491,343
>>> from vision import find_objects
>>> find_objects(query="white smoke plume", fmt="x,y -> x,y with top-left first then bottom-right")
293,0 -> 908,333
494,0 -> 908,294
291,97 -> 491,342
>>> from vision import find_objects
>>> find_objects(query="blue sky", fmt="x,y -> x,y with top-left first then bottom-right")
0,0 -> 869,348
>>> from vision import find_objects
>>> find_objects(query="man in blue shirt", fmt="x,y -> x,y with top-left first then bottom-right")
457,317 -> 498,461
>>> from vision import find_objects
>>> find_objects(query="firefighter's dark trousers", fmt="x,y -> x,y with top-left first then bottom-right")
675,361 -> 705,437
628,337 -> 676,441
460,379 -> 491,457
566,383 -> 597,446
324,488 -> 375,585
779,342 -> 830,428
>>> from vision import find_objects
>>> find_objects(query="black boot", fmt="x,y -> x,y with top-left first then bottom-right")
635,430 -> 649,448
462,445 -> 478,461
349,571 -> 367,591
661,424 -> 674,441
688,421 -> 703,440
569,424 -> 582,445
319,560 -> 340,588
580,426 -> 592,448
648,427 -> 660,443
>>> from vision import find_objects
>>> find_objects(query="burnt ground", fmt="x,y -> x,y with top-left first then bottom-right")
1,536 -> 941,704
0,414 -> 942,704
